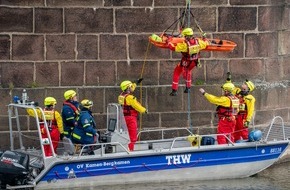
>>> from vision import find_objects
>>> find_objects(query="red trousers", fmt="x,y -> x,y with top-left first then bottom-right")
124,116 -> 138,151
172,60 -> 197,90
217,117 -> 236,144
42,127 -> 60,156
233,114 -> 249,142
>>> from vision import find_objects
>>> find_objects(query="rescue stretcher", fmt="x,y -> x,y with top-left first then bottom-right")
149,33 -> 237,52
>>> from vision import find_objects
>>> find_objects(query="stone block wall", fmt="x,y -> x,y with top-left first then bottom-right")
0,0 -> 290,149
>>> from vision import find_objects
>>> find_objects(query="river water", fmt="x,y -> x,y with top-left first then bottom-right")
67,160 -> 289,190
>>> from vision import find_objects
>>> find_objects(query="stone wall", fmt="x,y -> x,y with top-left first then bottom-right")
0,0 -> 290,149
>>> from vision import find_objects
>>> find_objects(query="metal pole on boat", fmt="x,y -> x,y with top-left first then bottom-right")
8,105 -> 15,150
187,89 -> 193,133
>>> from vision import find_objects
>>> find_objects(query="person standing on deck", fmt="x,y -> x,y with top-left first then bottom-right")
118,79 -> 147,151
199,82 -> 239,144
62,90 -> 79,139
27,97 -> 64,156
233,80 -> 256,142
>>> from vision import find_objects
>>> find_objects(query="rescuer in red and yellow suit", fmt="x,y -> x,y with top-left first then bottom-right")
199,83 -> 240,144
27,97 -> 64,156
168,28 -> 209,96
233,80 -> 256,142
118,79 -> 147,151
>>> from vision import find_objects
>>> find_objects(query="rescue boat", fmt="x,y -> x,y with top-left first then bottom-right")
149,33 -> 237,52
0,101 -> 289,189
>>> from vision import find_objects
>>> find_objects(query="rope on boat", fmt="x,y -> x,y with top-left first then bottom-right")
113,164 -> 145,173
173,158 -> 202,168
54,171 -> 67,179
138,41 -> 152,140
53,159 -> 203,179
83,167 -> 115,176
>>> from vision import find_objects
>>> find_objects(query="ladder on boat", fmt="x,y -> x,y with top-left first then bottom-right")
262,116 -> 290,141
8,103 -> 56,166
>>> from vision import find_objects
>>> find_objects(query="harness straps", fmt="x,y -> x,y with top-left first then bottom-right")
63,101 -> 79,115
120,93 -> 137,116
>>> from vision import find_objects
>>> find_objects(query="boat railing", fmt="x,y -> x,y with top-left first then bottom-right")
168,133 -> 235,150
137,128 -> 235,149
71,132 -> 238,156
137,127 -> 193,140
262,116 -> 290,142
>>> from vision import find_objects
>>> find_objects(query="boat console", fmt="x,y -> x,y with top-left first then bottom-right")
99,104 -> 130,153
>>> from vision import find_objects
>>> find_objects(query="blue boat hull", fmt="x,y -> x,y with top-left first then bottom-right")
35,141 -> 289,188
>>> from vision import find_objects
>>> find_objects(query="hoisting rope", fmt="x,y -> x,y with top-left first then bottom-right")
163,0 -> 205,38
138,41 -> 152,140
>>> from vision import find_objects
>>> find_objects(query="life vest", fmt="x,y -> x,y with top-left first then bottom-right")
63,101 -> 79,114
238,95 -> 247,114
180,38 -> 200,66
118,92 -> 138,117
41,108 -> 57,130
187,38 -> 200,55
216,95 -> 239,118
63,101 -> 80,118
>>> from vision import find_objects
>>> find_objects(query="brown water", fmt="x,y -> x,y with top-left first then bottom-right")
67,160 -> 290,190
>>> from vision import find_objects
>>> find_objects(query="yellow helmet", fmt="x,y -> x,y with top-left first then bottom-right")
81,99 -> 93,109
182,28 -> 193,36
64,90 -> 76,100
245,80 -> 255,92
120,80 -> 133,91
44,97 -> 57,106
222,82 -> 235,92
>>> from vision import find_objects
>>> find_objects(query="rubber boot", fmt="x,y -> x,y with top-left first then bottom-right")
184,87 -> 190,93
170,90 -> 178,96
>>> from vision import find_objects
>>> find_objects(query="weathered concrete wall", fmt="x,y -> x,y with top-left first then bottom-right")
0,0 -> 290,149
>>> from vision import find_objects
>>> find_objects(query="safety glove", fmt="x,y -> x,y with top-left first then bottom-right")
60,133 -> 64,140
226,72 -> 231,82
135,78 -> 143,84
244,121 -> 250,128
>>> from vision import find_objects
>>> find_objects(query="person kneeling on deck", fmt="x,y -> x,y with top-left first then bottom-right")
199,82 -> 239,144
118,80 -> 147,151
71,99 -> 98,153
27,97 -> 64,157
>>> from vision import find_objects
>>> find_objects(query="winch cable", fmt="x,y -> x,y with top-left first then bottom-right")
186,0 -> 191,27
183,0 -> 208,133
162,12 -> 185,35
185,0 -> 194,133
138,41 -> 152,140
189,10 -> 206,37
